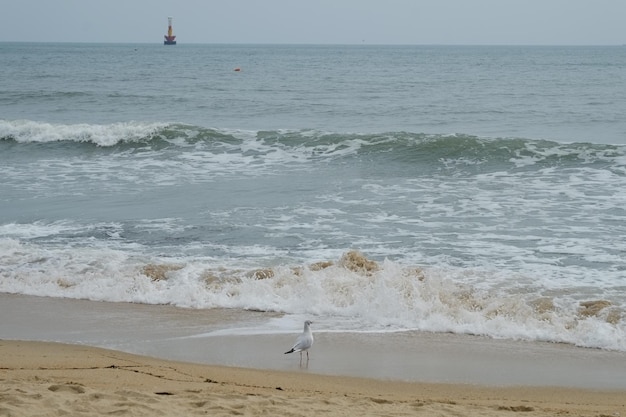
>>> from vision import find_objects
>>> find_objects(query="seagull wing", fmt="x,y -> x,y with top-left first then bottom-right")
293,333 -> 312,351
285,332 -> 313,354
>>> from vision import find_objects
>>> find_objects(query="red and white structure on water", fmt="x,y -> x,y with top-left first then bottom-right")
164,17 -> 176,45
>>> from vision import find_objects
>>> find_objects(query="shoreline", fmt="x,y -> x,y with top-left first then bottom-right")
1,339 -> 625,417
2,293 -> 626,390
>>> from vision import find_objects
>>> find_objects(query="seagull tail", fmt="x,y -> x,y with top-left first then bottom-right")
284,348 -> 295,354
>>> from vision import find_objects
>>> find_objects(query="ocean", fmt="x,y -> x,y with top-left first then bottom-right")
1,43 -> 626,351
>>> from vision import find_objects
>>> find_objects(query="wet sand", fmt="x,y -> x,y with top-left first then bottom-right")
2,340 -> 625,417
1,293 -> 626,416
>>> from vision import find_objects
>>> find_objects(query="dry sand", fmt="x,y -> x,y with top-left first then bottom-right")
1,340 -> 624,417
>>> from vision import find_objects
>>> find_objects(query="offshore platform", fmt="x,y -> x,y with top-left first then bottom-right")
164,17 -> 176,45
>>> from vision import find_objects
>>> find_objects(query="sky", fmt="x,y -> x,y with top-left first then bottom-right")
2,0 -> 625,45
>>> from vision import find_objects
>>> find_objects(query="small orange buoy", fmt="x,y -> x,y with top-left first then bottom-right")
234,67 -> 241,72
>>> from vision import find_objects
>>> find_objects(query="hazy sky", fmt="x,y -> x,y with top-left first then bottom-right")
3,0 -> 625,45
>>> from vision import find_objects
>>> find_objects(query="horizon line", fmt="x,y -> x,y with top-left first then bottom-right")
1,40 -> 624,47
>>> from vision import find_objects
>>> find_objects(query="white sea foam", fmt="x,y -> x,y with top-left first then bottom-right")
1,238 -> 624,351
2,124 -> 626,351
0,221 -> 83,239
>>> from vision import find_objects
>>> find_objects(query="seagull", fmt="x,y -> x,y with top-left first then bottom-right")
284,320 -> 314,364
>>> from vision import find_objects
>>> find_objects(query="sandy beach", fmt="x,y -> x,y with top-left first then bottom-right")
2,340 -> 625,417
1,294 -> 626,416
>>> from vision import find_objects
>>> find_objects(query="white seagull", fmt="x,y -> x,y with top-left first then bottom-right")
284,320 -> 314,364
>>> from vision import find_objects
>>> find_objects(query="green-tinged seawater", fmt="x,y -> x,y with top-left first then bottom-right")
1,43 -> 625,350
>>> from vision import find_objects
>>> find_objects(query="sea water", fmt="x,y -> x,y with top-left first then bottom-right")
1,43 -> 625,350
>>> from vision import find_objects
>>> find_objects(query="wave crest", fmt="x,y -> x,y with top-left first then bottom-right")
2,119 -> 625,172
0,119 -> 169,147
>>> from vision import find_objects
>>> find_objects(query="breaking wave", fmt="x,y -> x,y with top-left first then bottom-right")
0,238 -> 624,351
2,119 -> 625,174
0,119 -> 168,147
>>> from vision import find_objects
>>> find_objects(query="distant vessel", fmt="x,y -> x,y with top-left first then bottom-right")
164,17 -> 176,45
